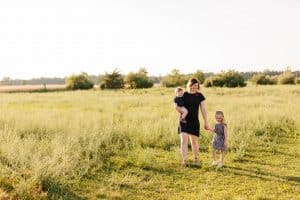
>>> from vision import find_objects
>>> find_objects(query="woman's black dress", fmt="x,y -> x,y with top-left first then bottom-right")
178,92 -> 205,137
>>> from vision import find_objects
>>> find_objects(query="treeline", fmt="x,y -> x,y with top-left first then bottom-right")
0,77 -> 65,85
1,68 -> 299,90
64,68 -> 300,90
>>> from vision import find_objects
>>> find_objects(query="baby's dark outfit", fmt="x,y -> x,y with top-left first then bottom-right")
174,96 -> 185,107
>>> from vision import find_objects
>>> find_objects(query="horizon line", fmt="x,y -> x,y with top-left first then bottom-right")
2,67 -> 299,80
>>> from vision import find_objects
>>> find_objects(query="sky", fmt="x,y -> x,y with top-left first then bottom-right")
0,0 -> 299,79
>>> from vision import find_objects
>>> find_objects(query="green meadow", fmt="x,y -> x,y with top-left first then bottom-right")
0,85 -> 299,199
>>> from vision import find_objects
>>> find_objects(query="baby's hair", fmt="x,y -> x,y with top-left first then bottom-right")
175,87 -> 184,95
215,110 -> 227,125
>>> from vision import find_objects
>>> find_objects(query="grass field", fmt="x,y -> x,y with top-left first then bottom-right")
0,85 -> 299,199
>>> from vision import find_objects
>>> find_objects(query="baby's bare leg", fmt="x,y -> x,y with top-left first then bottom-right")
180,107 -> 188,119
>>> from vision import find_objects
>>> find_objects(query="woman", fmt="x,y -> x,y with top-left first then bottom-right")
178,78 -> 209,166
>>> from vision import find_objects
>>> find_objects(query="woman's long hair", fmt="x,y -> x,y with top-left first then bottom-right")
186,78 -> 200,93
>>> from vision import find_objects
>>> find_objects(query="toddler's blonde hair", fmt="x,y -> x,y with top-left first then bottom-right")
215,111 -> 227,125
175,87 -> 184,95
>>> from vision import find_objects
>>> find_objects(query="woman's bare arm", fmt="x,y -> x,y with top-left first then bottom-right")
200,101 -> 209,130
224,125 -> 228,147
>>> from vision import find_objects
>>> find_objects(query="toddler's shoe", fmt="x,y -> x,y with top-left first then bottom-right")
211,160 -> 218,166
218,163 -> 224,168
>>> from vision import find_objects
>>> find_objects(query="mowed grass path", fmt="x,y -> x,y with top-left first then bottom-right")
80,137 -> 300,200
0,85 -> 299,199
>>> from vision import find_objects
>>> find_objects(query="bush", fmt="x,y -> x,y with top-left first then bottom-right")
203,78 -> 212,87
204,70 -> 246,87
161,69 -> 188,87
100,69 -> 124,89
278,69 -> 295,84
222,70 -> 246,87
250,74 -> 277,85
125,68 -> 154,89
204,75 -> 224,87
65,73 -> 94,90
296,77 -> 300,84
192,70 -> 205,84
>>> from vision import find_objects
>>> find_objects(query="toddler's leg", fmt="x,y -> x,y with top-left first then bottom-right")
212,149 -> 218,166
220,150 -> 225,166
212,149 -> 217,161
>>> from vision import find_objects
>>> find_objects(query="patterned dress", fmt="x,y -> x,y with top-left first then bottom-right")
212,123 -> 227,150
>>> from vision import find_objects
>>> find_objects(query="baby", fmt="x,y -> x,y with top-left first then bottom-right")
174,87 -> 188,123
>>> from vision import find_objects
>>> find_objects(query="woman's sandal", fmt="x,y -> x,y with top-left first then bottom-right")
193,158 -> 200,166
181,160 -> 188,167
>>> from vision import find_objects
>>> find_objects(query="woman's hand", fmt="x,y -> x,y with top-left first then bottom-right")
204,122 -> 210,130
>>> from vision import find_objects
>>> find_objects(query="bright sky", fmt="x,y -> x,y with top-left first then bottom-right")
0,0 -> 299,79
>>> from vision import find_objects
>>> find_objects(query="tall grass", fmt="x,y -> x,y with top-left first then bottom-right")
0,85 -> 299,198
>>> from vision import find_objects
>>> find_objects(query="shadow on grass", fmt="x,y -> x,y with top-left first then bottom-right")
96,193 -> 123,200
224,165 -> 300,186
41,177 -> 86,200
284,176 -> 300,183
139,165 -> 178,176
232,157 -> 278,167
233,144 -> 298,168
250,147 -> 296,158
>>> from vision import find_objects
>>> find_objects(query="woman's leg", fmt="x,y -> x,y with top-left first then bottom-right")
212,149 -> 218,166
189,134 -> 199,162
180,132 -> 189,164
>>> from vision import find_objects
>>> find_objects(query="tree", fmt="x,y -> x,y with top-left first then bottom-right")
277,68 -> 295,84
221,70 -> 246,87
193,70 -> 205,84
125,68 -> 154,89
65,72 -> 94,90
204,70 -> 246,88
204,75 -> 224,87
250,74 -> 277,85
161,69 -> 188,87
100,69 -> 124,89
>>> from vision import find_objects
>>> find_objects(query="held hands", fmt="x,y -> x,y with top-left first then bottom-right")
204,123 -> 210,131
204,123 -> 214,133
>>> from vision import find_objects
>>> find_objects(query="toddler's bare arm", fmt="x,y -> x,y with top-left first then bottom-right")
224,126 -> 228,146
